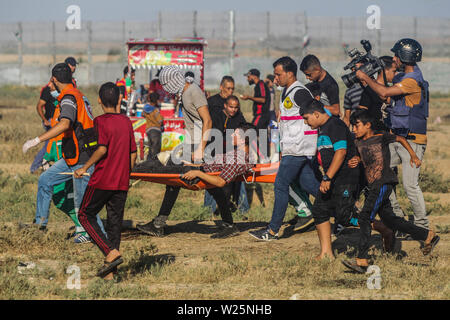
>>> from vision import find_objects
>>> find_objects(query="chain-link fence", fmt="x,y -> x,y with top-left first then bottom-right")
1,11 -> 449,91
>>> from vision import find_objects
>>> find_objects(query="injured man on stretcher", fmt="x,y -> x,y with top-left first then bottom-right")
133,123 -> 257,239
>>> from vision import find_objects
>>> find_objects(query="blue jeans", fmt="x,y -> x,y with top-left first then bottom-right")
268,155 -> 320,233
34,158 -> 105,234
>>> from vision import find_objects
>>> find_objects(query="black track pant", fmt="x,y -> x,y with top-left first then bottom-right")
78,186 -> 128,256
357,183 -> 429,259
158,184 -> 234,225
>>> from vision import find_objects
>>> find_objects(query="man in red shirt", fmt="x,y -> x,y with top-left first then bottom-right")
74,82 -> 137,280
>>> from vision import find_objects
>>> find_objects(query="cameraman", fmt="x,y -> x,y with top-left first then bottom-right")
358,56 -> 397,131
356,38 -> 430,230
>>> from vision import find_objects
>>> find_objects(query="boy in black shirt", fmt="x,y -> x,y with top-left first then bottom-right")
300,55 -> 340,116
301,100 -> 359,260
343,110 -> 439,273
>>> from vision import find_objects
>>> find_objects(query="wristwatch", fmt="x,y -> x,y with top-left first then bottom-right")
322,174 -> 331,182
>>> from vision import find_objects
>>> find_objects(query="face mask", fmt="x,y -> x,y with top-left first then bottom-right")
50,90 -> 59,98
248,79 -> 255,85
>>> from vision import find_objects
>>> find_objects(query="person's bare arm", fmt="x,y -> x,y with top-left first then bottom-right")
130,151 -> 137,170
74,146 -> 108,178
241,94 -> 265,104
36,99 -> 50,126
356,70 -> 403,99
343,109 -> 351,127
395,135 -> 422,168
320,149 -> 347,193
182,170 -> 227,188
38,118 -> 71,142
324,103 -> 340,117
194,105 -> 212,162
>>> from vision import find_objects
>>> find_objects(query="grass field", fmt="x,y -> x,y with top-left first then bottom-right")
0,85 -> 449,300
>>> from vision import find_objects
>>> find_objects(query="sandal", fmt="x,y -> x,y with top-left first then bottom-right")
96,256 -> 123,278
341,259 -> 368,274
422,235 -> 440,256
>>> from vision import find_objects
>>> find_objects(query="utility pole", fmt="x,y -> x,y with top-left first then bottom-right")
266,11 -> 270,58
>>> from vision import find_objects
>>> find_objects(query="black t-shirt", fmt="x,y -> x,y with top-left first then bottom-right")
355,133 -> 398,187
315,71 -> 340,106
207,104 -> 247,156
40,86 -> 57,120
252,80 -> 271,128
207,93 -> 227,111
359,85 -> 384,121
317,116 -> 359,184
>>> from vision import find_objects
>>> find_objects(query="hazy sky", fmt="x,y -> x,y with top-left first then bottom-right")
0,0 -> 449,22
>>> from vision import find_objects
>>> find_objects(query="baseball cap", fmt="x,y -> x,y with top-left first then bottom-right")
65,57 -> 78,66
244,68 -> 260,77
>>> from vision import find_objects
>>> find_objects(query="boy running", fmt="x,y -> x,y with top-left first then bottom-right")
301,100 -> 359,260
343,110 -> 439,273
74,82 -> 137,280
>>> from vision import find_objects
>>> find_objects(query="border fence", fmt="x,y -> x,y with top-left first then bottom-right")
1,11 -> 449,91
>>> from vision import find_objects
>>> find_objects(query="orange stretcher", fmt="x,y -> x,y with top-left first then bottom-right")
130,162 -> 279,191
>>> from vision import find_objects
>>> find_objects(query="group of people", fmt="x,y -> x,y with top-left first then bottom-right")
22,37 -> 440,280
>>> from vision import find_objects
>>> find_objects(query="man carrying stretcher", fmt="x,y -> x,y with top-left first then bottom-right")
137,123 -> 256,239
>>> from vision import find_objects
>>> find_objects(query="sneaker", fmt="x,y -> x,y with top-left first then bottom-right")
136,220 -> 165,237
287,216 -> 298,226
293,216 -> 315,232
249,227 -> 279,241
74,234 -> 92,244
211,223 -> 240,239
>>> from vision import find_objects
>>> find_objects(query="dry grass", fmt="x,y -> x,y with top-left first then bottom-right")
0,86 -> 449,300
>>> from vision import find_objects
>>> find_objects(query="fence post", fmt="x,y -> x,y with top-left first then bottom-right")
122,20 -> 127,63
413,16 -> 418,39
266,11 -> 270,58
229,10 -> 235,75
157,11 -> 162,38
87,21 -> 92,85
193,10 -> 198,37
17,22 -> 23,85
52,21 -> 56,65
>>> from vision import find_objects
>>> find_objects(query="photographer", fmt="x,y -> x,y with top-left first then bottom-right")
355,38 -> 430,230
358,56 -> 397,131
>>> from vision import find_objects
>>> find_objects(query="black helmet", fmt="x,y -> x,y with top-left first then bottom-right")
390,38 -> 422,63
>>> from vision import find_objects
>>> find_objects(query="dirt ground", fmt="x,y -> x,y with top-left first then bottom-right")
0,88 -> 449,300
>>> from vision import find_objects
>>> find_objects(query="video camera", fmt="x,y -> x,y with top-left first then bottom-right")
341,40 -> 384,88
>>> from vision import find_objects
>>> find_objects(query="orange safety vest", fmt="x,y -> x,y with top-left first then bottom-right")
57,84 -> 97,166
116,77 -> 127,99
